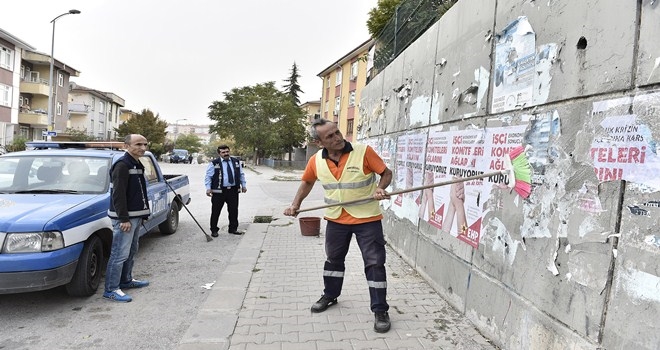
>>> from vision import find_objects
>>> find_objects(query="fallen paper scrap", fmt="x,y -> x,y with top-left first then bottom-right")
201,281 -> 216,290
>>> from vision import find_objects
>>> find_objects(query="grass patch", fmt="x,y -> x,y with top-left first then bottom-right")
253,216 -> 273,223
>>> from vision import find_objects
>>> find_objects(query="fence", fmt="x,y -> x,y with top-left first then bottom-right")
373,0 -> 456,73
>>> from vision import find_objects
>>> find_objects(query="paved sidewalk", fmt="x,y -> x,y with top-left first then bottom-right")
178,215 -> 496,349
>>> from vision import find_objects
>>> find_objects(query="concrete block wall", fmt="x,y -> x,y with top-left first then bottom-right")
358,1 -> 660,349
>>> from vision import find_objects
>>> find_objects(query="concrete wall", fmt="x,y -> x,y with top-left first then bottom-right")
358,1 -> 660,349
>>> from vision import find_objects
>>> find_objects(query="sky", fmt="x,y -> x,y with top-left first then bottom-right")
1,0 -> 377,125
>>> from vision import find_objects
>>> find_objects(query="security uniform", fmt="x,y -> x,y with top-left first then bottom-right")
209,156 -> 242,234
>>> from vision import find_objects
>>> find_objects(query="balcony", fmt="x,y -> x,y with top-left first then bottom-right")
19,110 -> 48,126
69,103 -> 90,115
20,77 -> 50,97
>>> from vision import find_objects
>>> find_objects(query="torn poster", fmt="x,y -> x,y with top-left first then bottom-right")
492,16 -> 536,113
590,114 -> 660,191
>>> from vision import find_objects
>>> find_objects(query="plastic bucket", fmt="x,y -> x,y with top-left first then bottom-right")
299,217 -> 321,236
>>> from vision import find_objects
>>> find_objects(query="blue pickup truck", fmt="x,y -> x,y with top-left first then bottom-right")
0,141 -> 190,296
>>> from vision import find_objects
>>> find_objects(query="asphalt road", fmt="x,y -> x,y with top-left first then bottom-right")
0,162 -> 317,350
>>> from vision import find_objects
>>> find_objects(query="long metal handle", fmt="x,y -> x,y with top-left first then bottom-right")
164,180 -> 213,242
296,170 -> 504,214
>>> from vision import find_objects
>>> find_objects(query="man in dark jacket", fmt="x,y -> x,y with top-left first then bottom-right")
103,134 -> 151,302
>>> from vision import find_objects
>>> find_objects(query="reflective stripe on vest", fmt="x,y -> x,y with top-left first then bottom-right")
315,143 -> 381,219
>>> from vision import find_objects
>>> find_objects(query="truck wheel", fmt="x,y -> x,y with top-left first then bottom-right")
65,235 -> 104,297
159,201 -> 179,234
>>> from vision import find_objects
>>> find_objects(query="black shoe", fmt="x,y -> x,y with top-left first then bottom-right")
311,295 -> 337,313
211,232 -> 219,237
374,311 -> 391,333
228,230 -> 244,235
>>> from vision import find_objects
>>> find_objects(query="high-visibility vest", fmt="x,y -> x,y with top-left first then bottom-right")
316,144 -> 381,219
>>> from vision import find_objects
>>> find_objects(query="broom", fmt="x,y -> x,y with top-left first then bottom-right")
295,145 -> 533,214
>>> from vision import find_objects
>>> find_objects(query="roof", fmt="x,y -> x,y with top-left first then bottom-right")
0,27 -> 36,50
70,82 -> 125,106
317,39 -> 374,77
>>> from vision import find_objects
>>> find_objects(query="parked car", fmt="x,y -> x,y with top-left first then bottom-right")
170,149 -> 189,163
0,141 -> 191,296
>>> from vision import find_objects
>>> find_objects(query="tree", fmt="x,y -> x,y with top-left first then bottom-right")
366,0 -> 402,37
64,128 -> 97,141
282,62 -> 303,105
114,108 -> 168,144
114,108 -> 169,158
173,133 -> 203,154
207,82 -> 307,160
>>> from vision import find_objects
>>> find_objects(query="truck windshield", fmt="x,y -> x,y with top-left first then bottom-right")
0,156 -> 111,194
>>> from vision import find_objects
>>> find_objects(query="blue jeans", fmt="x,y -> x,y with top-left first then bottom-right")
104,217 -> 142,292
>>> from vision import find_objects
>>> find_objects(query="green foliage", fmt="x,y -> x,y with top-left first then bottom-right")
114,108 -> 168,144
438,0 -> 458,16
282,62 -> 303,105
366,0 -> 402,37
173,133 -> 203,153
148,143 -> 166,158
370,0 -> 459,71
64,128 -> 97,141
207,82 -> 307,159
7,136 -> 29,152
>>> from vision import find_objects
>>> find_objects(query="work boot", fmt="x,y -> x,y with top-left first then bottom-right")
374,311 -> 391,333
311,295 -> 337,313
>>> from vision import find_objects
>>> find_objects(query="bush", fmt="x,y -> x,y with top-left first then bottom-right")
7,137 -> 29,152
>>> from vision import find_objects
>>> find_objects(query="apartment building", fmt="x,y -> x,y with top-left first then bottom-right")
19,50 -> 80,140
300,100 -> 321,124
317,39 -> 374,142
165,122 -> 212,145
0,28 -> 35,146
119,108 -> 137,124
68,82 -> 124,140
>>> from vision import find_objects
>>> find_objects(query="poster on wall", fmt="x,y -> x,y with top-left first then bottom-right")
418,125 -> 528,248
590,113 -> 660,191
492,16 -> 536,113
392,132 -> 427,224
394,134 -> 408,207
523,111 -> 561,184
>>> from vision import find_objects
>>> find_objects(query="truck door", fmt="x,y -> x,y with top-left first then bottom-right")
139,155 -> 168,233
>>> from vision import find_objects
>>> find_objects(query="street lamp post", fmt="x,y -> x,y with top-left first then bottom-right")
47,9 -> 81,140
173,118 -> 187,149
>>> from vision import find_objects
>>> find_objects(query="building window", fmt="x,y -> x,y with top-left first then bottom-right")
349,91 -> 356,107
56,101 -> 62,115
346,119 -> 354,135
58,73 -> 64,87
91,97 -> 95,111
325,77 -> 330,88
0,46 -> 13,70
334,97 -> 340,111
350,61 -> 358,80
335,69 -> 342,86
0,84 -> 11,107
99,101 -> 105,113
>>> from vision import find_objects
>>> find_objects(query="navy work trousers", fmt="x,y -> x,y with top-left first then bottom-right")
322,220 -> 389,313
210,186 -> 239,233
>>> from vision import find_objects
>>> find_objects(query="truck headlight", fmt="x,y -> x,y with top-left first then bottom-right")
1,232 -> 64,253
